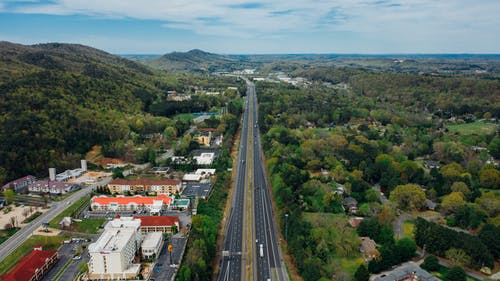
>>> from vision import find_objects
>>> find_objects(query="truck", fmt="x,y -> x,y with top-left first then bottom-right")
259,244 -> 264,258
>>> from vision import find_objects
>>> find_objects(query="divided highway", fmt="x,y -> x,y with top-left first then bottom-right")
218,79 -> 289,281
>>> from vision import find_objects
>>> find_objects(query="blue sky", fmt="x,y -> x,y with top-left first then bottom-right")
0,0 -> 499,54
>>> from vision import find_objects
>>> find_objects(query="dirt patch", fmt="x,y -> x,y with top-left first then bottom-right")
33,226 -> 62,236
0,205 -> 45,230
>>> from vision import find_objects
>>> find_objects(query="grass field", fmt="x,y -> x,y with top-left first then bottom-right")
49,196 -> 89,229
73,218 -> 105,234
403,221 -> 415,240
0,235 -> 66,275
446,121 -> 498,135
173,113 -> 196,121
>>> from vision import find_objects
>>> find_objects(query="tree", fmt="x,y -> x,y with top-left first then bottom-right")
445,266 -> 466,281
445,248 -> 471,266
354,264 -> 370,281
421,255 -> 440,272
488,137 -> 500,159
478,224 -> 500,259
389,184 -> 426,211
396,237 -> 416,261
451,182 -> 470,196
365,189 -> 380,203
4,189 -> 14,205
441,192 -> 466,214
479,168 -> 499,189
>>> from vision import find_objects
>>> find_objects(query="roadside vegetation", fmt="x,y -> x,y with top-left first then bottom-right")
256,67 -> 499,280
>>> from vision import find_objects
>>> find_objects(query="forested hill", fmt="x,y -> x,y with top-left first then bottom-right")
145,49 -> 241,72
0,41 -> 177,181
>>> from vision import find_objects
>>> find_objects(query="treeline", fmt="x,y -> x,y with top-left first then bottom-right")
415,218 -> 496,269
297,68 -> 500,118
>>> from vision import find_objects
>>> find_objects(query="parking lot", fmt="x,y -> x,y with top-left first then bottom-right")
181,182 -> 213,198
42,239 -> 89,281
150,236 -> 186,281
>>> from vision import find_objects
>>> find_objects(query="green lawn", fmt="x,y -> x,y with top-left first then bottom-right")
0,235 -> 66,275
446,121 -> 498,135
49,196 -> 90,229
173,113 -> 196,121
73,218 -> 105,234
22,211 -> 42,224
403,221 -> 415,240
0,228 -> 20,245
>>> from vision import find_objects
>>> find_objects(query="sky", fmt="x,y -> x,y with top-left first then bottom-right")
0,0 -> 499,54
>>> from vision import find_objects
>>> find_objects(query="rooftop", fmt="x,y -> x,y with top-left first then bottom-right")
110,178 -> 180,186
105,217 -> 141,230
2,175 -> 36,190
92,194 -> 174,206
373,262 -> 440,281
1,248 -> 57,281
88,228 -> 135,253
133,215 -> 179,227
30,180 -> 79,190
141,232 -> 163,249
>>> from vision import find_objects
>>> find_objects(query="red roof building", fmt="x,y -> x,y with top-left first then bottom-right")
1,175 -> 36,193
133,215 -> 180,234
90,194 -> 174,214
1,246 -> 58,281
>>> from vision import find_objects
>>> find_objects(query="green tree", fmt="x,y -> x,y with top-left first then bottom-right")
389,184 -> 426,211
441,192 -> 466,214
421,255 -> 440,272
396,237 -> 416,261
451,182 -> 470,196
488,137 -> 500,159
445,266 -> 466,281
445,248 -> 471,266
4,189 -> 15,205
478,224 -> 500,259
479,168 -> 500,189
354,264 -> 370,281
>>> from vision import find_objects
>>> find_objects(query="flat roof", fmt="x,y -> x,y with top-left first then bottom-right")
88,228 -> 135,253
141,232 -> 163,249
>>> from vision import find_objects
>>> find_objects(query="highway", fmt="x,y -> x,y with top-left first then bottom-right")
217,79 -> 250,281
0,178 -> 111,264
218,78 -> 289,281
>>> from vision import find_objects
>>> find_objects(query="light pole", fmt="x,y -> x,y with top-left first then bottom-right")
284,213 -> 289,242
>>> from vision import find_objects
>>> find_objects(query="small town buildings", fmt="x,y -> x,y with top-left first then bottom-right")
172,199 -> 190,211
195,169 -> 216,177
349,217 -> 364,228
28,180 -> 80,195
1,175 -> 36,193
133,215 -> 180,234
151,167 -> 170,175
90,194 -> 174,214
360,237 -> 379,262
1,245 -> 58,281
88,218 -> 142,280
58,217 -> 73,229
423,160 -> 441,170
343,196 -> 358,213
373,262 -> 439,281
182,173 -> 202,182
107,178 -> 181,194
193,152 -> 215,165
141,232 -> 164,260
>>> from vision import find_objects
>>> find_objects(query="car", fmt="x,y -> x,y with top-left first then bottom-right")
73,256 -> 81,260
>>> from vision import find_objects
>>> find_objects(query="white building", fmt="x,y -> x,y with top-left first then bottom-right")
195,169 -> 216,177
141,232 -> 164,260
28,180 -> 80,195
182,173 -> 202,182
88,218 -> 142,280
193,152 -> 215,165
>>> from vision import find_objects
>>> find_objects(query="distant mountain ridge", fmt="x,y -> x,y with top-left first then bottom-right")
145,49 -> 249,72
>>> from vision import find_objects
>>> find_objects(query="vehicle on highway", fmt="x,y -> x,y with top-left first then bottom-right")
259,244 -> 264,258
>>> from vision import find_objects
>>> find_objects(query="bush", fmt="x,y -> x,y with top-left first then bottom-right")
421,255 -> 440,272
445,266 -> 466,281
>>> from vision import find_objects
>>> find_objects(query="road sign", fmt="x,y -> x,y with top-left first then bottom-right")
168,244 -> 173,252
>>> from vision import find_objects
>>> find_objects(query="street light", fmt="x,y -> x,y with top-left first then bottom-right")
285,214 -> 289,241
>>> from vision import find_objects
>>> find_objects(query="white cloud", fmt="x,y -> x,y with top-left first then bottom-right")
5,0 -> 500,52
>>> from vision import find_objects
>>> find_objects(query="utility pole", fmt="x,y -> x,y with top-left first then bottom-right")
285,213 -> 289,242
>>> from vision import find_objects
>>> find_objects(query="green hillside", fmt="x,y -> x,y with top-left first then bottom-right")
0,41 -> 179,180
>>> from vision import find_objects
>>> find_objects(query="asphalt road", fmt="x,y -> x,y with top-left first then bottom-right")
217,80 -> 251,281
150,236 -> 186,281
248,80 -> 289,281
0,178 -> 111,264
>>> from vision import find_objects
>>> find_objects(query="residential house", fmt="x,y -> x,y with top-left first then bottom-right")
423,160 -> 441,170
360,237 -> 379,262
373,262 -> 440,281
343,196 -> 358,213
